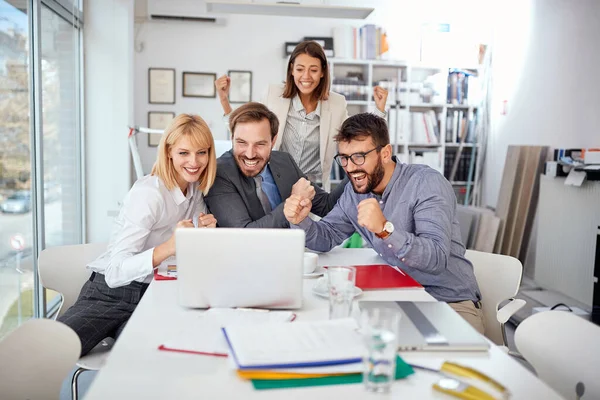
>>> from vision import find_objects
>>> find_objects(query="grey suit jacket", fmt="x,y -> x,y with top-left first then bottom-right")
205,150 -> 345,228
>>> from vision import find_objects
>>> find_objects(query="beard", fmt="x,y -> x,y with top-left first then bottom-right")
348,158 -> 385,194
235,154 -> 270,178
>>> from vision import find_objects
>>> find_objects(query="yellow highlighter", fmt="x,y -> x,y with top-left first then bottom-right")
433,377 -> 497,400
412,361 -> 511,400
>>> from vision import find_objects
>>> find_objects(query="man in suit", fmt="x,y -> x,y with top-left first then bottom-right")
205,102 -> 345,228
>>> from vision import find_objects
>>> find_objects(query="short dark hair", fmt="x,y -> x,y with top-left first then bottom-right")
282,41 -> 330,101
229,102 -> 279,140
334,113 -> 390,147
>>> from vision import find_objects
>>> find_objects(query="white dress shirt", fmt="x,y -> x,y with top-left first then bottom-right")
88,175 -> 207,288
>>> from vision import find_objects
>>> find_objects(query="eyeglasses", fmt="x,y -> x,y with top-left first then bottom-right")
334,146 -> 381,167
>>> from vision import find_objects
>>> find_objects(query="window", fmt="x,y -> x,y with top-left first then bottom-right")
40,2 -> 83,316
0,0 -> 83,336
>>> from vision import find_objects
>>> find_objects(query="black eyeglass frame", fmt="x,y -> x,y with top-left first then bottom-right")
334,146 -> 382,167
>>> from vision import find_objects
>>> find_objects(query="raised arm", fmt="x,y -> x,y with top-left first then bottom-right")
215,74 -> 233,115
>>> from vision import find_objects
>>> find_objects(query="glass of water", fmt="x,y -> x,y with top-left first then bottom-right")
327,266 -> 356,319
361,306 -> 401,393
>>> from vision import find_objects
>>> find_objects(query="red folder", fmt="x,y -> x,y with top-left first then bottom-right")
353,265 -> 423,290
153,269 -> 177,281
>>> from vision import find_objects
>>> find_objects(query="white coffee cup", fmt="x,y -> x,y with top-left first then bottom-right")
303,252 -> 318,274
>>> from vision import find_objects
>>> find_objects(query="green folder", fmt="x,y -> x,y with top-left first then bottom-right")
251,355 -> 414,390
343,232 -> 363,249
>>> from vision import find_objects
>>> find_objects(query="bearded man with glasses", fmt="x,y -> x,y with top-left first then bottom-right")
283,113 -> 485,334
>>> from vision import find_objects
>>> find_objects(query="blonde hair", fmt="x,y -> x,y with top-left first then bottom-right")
151,114 -> 216,195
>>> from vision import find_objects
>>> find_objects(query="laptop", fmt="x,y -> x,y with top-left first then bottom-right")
176,228 -> 304,309
359,301 -> 489,351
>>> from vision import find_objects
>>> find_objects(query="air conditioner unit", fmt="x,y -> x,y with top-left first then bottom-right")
147,0 -> 227,25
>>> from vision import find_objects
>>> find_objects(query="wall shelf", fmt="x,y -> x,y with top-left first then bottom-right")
329,58 -> 483,205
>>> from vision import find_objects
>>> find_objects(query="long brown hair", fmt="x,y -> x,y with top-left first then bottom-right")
150,114 -> 217,195
282,40 -> 330,101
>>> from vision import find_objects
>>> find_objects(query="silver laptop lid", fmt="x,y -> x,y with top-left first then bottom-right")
359,301 -> 489,351
177,228 -> 304,309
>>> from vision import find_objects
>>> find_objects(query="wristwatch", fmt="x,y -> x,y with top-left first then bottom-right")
375,221 -> 394,239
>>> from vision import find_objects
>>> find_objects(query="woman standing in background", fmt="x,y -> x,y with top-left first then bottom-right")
215,40 -> 388,191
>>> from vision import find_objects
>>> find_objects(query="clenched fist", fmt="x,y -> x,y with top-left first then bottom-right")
373,85 -> 389,113
357,198 -> 386,234
284,194 -> 312,225
291,177 -> 316,201
215,74 -> 231,102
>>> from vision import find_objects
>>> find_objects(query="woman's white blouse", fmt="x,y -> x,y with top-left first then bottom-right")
88,175 -> 207,288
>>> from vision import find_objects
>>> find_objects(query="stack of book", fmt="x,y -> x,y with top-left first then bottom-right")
333,25 -> 389,60
444,149 -> 477,183
224,318 -> 414,390
445,110 -> 476,143
410,110 -> 441,144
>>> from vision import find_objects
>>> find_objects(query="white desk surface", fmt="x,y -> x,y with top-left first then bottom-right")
85,248 -> 560,400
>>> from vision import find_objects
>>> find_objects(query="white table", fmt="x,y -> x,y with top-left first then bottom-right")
85,248 -> 560,399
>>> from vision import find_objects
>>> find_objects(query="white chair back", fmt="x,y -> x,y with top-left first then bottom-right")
0,319 -> 81,400
465,249 -> 523,345
515,311 -> 600,400
38,243 -> 107,318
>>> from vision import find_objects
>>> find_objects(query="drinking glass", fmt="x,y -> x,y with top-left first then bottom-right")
361,306 -> 401,393
327,266 -> 356,319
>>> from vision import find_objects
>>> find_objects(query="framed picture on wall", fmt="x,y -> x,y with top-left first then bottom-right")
228,70 -> 252,103
148,68 -> 176,104
148,111 -> 175,147
182,72 -> 216,98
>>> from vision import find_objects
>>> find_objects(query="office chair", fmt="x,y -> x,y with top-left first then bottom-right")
515,311 -> 600,399
38,243 -> 110,400
465,249 -> 526,346
0,318 -> 81,400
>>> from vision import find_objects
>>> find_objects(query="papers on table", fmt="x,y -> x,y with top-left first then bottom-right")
159,308 -> 295,356
223,318 -> 364,370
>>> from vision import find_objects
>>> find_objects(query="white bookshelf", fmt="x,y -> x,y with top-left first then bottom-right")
329,58 -> 482,205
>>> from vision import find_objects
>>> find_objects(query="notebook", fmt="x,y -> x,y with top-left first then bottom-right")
326,264 -> 423,290
222,318 -> 364,370
359,301 -> 489,351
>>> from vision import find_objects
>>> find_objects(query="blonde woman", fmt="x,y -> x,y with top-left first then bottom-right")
58,114 -> 217,356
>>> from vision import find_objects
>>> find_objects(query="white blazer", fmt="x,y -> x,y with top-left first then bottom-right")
265,83 -> 348,191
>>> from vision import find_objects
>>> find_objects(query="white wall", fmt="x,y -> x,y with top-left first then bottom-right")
133,0 -> 490,173
483,0 -> 600,207
133,14 -> 335,172
84,0 -> 135,242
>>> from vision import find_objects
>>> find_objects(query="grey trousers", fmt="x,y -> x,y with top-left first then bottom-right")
58,272 -> 149,356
